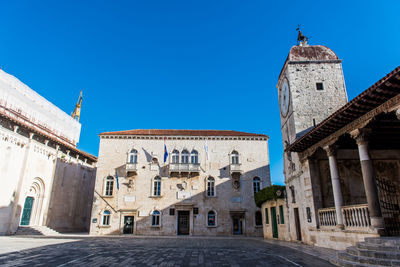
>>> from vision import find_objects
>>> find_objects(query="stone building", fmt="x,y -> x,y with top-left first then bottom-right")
276,39 -> 400,250
261,197 -> 289,241
90,129 -> 270,236
0,69 -> 97,235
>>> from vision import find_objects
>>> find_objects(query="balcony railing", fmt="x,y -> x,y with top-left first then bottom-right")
126,162 -> 137,172
318,204 -> 370,230
230,163 -> 242,173
169,163 -> 200,173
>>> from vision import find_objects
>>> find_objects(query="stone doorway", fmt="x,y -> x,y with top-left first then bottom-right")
232,218 -> 243,235
20,178 -> 45,226
177,211 -> 190,235
123,216 -> 134,234
294,208 -> 302,241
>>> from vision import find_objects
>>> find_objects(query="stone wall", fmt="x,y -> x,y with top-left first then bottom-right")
0,119 -> 96,235
286,62 -> 348,140
261,198 -> 289,241
46,159 -> 96,232
90,135 -> 270,236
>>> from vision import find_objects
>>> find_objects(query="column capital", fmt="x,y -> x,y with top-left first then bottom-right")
350,128 -> 371,145
323,144 -> 337,157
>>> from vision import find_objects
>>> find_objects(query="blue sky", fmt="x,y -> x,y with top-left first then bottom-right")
0,1 -> 399,185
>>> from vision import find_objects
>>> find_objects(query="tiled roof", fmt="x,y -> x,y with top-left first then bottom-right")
100,129 -> 268,138
288,45 -> 339,62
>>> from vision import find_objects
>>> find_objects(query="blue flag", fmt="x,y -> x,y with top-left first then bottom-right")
115,171 -> 119,190
164,144 -> 168,163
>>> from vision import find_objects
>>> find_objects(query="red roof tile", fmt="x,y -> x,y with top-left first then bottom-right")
100,129 -> 268,138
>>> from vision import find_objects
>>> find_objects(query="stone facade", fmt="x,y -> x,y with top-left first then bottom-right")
0,69 -> 96,235
261,198 -> 289,241
90,130 -> 270,236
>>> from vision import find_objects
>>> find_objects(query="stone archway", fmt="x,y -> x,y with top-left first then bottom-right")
20,178 -> 45,226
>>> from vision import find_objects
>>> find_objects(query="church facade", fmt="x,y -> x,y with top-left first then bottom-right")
0,69 -> 97,235
275,39 -> 400,250
89,129 -> 270,236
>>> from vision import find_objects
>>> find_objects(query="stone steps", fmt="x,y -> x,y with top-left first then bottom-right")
15,226 -> 61,236
332,237 -> 400,267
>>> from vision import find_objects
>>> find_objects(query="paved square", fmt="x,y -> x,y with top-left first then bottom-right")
0,236 -> 334,266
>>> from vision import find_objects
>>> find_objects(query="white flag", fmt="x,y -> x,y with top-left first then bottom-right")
204,138 -> 210,161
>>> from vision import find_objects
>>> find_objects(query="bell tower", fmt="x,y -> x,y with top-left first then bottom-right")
277,33 -> 348,149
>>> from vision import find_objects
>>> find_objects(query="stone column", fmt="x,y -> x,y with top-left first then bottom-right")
323,145 -> 344,229
351,128 -> 384,233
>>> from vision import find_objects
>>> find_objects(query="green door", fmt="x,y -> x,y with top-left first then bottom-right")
271,207 -> 278,238
20,197 -> 34,226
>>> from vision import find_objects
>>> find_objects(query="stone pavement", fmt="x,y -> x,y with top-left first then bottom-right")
0,236 -> 336,266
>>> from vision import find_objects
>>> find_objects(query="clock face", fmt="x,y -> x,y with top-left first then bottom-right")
280,79 -> 290,117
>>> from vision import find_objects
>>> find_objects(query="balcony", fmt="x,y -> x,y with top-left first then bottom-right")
169,163 -> 200,174
230,163 -> 242,174
126,162 -> 137,174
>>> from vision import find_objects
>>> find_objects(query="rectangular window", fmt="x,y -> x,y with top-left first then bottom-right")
279,205 -> 285,224
169,209 -> 175,216
153,180 -> 161,196
316,82 -> 324,91
105,181 -> 113,196
193,207 -> 199,214
152,215 -> 160,226
265,208 -> 269,224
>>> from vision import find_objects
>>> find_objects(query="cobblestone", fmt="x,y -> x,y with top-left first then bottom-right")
0,236 -> 334,266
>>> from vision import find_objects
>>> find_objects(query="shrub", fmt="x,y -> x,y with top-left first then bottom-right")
254,185 -> 286,207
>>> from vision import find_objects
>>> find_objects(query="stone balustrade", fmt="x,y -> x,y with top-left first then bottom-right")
318,207 -> 337,227
169,163 -> 200,173
342,204 -> 370,229
126,163 -> 137,172
318,204 -> 371,230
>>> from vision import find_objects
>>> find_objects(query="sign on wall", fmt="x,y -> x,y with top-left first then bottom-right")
177,191 -> 191,199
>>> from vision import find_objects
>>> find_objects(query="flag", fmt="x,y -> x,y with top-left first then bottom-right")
204,138 -> 210,161
163,137 -> 168,163
115,170 -> 119,190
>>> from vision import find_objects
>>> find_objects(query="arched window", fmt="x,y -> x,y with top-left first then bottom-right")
207,177 -> 215,197
231,150 -> 239,164
104,176 -> 114,196
153,176 -> 161,196
171,150 -> 179,164
191,150 -> 198,164
255,211 -> 262,226
207,211 -> 216,226
253,177 -> 261,194
181,149 -> 189,164
128,149 -> 138,163
152,157 -> 159,164
102,210 -> 111,225
152,210 -> 160,226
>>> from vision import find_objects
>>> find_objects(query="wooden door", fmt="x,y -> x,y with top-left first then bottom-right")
271,207 -> 278,238
20,197 -> 34,226
178,211 -> 190,235
294,208 -> 302,241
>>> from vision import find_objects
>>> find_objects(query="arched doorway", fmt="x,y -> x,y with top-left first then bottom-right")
20,178 -> 45,226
